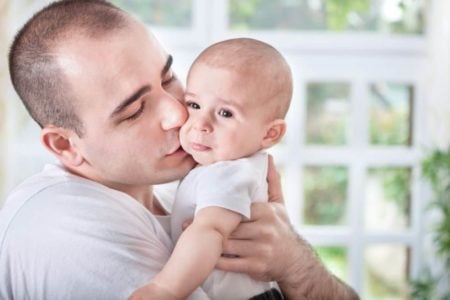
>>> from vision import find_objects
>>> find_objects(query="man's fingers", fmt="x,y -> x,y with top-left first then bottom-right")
216,256 -> 259,275
217,257 -> 269,282
267,155 -> 284,204
230,202 -> 284,239
222,239 -> 255,257
216,256 -> 247,273
229,219 -> 260,239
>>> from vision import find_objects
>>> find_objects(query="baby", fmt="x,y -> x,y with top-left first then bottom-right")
133,38 -> 292,300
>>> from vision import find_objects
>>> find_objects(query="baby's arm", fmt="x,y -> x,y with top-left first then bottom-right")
131,207 -> 242,300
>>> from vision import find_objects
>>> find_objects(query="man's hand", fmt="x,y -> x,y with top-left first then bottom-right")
217,155 -> 359,299
217,155 -> 298,282
217,201 -> 297,282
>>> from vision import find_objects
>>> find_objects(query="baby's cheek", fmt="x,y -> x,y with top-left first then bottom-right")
179,126 -> 189,145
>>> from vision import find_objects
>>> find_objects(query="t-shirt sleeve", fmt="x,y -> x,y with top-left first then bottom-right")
0,183 -> 209,300
194,159 -> 260,219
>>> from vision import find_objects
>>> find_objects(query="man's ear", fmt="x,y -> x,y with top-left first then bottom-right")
40,125 -> 84,167
261,119 -> 286,149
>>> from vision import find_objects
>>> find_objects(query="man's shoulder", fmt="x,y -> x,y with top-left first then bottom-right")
0,168 -> 174,300
0,164 -> 159,250
2,163 -> 121,215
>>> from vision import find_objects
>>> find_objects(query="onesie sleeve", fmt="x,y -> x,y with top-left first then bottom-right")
194,159 -> 261,219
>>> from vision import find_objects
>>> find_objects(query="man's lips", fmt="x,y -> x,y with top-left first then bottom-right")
166,145 -> 185,156
190,143 -> 211,152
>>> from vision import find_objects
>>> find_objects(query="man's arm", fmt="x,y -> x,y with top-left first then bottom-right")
217,156 -> 359,299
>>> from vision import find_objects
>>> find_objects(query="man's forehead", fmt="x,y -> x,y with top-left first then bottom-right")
56,26 -> 167,85
54,24 -> 169,113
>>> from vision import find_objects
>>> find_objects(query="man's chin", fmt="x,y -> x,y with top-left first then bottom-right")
174,155 -> 197,178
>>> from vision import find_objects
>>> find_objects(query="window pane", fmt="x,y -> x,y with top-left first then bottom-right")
306,82 -> 350,145
12,101 -> 40,143
315,246 -> 348,281
229,0 -> 425,34
303,166 -> 348,225
364,244 -> 410,299
365,167 -> 411,231
370,83 -> 413,146
111,0 -> 192,27
277,165 -> 289,201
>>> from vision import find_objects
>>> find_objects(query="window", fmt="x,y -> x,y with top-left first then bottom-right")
229,0 -> 424,34
111,0 -> 192,27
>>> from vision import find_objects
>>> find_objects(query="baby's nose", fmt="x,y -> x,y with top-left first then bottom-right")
193,118 -> 212,133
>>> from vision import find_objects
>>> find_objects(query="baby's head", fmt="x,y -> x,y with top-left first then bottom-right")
180,38 -> 293,166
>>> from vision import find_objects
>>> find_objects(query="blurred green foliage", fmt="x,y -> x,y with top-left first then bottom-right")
422,151 -> 450,265
411,149 -> 450,299
303,166 -> 348,225
110,0 -> 424,33
370,109 -> 410,145
306,82 -> 350,145
325,0 -> 370,30
315,246 -> 348,281
370,83 -> 412,146
367,268 -> 401,298
370,168 -> 411,223
229,0 -> 424,34
111,0 -> 192,27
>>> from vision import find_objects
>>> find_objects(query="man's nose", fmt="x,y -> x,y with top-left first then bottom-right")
160,94 -> 188,130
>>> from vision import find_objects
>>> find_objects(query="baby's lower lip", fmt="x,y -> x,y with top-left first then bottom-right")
191,143 -> 211,152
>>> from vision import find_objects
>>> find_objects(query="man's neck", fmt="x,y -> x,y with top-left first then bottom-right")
62,164 -> 164,215
112,185 -> 166,215
141,188 -> 167,216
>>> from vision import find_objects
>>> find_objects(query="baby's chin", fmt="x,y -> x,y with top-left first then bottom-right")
192,157 -> 216,166
190,152 -> 218,166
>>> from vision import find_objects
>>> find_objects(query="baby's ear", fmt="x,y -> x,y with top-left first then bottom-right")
261,119 -> 286,149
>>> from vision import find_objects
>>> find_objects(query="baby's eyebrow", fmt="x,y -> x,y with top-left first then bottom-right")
218,97 -> 243,111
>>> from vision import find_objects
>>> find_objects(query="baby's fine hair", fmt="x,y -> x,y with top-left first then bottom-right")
191,38 -> 293,119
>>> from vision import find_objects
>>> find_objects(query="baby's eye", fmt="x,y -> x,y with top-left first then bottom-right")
218,109 -> 233,118
186,101 -> 200,109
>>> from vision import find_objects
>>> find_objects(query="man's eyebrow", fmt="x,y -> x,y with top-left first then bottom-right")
161,55 -> 173,77
110,85 -> 151,118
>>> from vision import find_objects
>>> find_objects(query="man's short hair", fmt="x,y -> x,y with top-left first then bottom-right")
9,0 -> 128,136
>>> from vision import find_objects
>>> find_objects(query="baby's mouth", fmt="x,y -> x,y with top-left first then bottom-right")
190,143 -> 211,152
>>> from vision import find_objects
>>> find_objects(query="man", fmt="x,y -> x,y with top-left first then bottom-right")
0,0 -> 359,299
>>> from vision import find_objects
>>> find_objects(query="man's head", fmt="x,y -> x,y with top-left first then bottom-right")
9,0 -> 195,196
9,0 -> 127,136
180,38 -> 293,165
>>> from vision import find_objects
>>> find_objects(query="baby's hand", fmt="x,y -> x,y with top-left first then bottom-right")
129,282 -> 181,300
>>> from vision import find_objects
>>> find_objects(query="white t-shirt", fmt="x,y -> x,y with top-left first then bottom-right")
0,164 -> 208,300
171,152 -> 277,299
